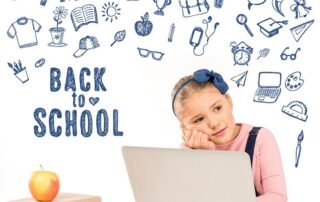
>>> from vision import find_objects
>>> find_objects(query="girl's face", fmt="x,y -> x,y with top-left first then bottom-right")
178,85 -> 239,145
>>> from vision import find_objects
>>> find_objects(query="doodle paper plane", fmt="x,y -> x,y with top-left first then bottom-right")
231,71 -> 248,87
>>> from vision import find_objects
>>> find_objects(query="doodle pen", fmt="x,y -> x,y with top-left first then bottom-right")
168,23 -> 175,42
295,130 -> 304,168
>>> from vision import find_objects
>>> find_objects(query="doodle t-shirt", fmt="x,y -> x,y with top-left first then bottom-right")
7,17 -> 41,48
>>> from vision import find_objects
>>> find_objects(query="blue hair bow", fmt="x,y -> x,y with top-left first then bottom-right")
172,69 -> 229,116
193,69 -> 229,94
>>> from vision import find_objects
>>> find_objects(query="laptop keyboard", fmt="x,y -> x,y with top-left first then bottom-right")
256,88 -> 280,98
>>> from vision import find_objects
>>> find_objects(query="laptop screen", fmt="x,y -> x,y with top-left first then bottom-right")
258,72 -> 281,88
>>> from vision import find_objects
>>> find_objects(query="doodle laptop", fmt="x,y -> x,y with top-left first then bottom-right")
254,71 -> 281,103
122,146 -> 256,202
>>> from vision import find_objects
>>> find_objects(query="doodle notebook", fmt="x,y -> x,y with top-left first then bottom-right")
122,146 -> 256,202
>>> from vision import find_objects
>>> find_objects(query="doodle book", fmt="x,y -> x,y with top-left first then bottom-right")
70,4 -> 98,31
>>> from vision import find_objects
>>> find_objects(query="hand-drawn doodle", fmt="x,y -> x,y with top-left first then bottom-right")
7,60 -> 29,83
190,16 -> 219,56
285,71 -> 304,91
290,20 -> 314,42
89,97 -> 100,106
102,2 -> 121,23
35,58 -> 46,68
214,0 -> 223,8
230,41 -> 253,66
73,36 -> 100,58
248,0 -> 266,10
135,12 -> 153,37
179,0 -> 209,18
253,72 -> 282,103
71,4 -> 98,31
236,14 -> 254,37
153,0 -> 171,16
295,130 -> 304,168
280,47 -> 301,60
257,18 -> 288,38
282,101 -> 308,121
168,23 -> 175,42
137,47 -> 164,61
49,6 -> 68,47
257,48 -> 270,59
290,0 -> 312,19
110,30 -> 126,46
272,0 -> 285,17
7,17 -> 42,48
231,71 -> 248,87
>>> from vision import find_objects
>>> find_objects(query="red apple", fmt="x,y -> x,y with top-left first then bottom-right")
28,166 -> 60,201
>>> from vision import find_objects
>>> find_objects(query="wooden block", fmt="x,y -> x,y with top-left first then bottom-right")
9,193 -> 102,202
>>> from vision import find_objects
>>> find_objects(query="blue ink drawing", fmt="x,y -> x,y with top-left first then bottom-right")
7,17 -> 42,48
179,0 -> 209,18
236,14 -> 254,37
71,4 -> 98,31
102,2 -> 121,23
153,0 -> 171,16
190,16 -> 219,56
290,0 -> 311,19
137,47 -> 164,61
290,20 -> 314,42
168,23 -> 175,42
272,0 -> 285,17
295,130 -> 304,168
214,0 -> 224,8
110,30 -> 126,46
89,97 -> 100,106
248,0 -> 266,10
40,0 -> 48,6
285,71 -> 304,91
230,41 -> 253,66
7,60 -> 29,83
280,47 -> 301,60
135,12 -> 153,37
231,71 -> 248,87
35,58 -> 46,68
49,6 -> 68,47
257,48 -> 270,59
282,101 -> 308,121
253,72 -> 282,103
73,36 -> 100,58
257,18 -> 288,38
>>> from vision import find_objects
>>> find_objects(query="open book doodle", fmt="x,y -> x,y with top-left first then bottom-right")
71,4 -> 98,31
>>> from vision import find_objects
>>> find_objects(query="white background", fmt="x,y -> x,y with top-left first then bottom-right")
0,0 -> 319,201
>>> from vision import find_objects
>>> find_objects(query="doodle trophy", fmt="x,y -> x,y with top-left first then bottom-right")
153,0 -> 172,16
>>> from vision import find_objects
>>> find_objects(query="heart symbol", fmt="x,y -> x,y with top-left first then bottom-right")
89,97 -> 100,106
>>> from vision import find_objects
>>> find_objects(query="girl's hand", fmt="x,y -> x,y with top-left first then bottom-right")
182,129 -> 216,150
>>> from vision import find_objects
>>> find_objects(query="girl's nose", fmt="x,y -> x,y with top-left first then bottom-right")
207,114 -> 218,129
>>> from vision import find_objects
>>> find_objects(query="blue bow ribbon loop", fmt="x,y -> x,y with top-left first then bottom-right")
193,69 -> 229,94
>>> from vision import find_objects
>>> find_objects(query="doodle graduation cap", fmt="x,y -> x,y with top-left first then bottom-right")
257,17 -> 288,37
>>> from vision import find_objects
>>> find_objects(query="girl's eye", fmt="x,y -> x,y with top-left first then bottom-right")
194,117 -> 204,124
214,106 -> 222,112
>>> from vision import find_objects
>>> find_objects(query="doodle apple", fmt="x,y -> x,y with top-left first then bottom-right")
29,166 -> 60,201
134,12 -> 153,37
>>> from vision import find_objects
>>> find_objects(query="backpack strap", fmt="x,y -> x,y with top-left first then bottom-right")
245,126 -> 262,197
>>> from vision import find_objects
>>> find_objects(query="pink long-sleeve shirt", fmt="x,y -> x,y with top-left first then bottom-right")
215,123 -> 287,202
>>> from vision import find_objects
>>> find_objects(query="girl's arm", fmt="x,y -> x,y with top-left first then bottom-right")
255,128 -> 287,202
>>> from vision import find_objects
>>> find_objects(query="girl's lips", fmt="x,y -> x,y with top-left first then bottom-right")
212,128 -> 226,137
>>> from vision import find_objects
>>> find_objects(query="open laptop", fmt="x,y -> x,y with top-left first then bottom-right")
253,71 -> 282,103
122,146 -> 256,202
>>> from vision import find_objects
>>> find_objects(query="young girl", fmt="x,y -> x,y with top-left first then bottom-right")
171,69 -> 287,202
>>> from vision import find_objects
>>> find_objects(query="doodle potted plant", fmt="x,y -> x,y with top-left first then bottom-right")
49,6 -> 68,47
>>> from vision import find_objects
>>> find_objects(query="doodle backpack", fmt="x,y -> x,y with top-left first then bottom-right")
179,0 -> 210,17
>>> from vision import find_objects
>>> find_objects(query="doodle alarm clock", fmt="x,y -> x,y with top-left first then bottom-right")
231,41 -> 253,66
285,71 -> 304,91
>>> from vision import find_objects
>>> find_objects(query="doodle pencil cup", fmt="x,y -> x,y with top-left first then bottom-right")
15,68 -> 29,83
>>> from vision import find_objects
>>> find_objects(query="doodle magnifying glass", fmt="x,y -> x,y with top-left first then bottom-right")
236,14 -> 254,37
